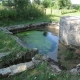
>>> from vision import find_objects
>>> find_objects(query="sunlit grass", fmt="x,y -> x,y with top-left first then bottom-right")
63,11 -> 80,16
0,30 -> 24,53
0,30 -> 28,52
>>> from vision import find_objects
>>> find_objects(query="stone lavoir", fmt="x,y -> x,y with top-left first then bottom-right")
0,19 -> 80,77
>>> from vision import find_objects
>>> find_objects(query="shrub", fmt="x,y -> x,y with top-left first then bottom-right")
0,9 -> 17,20
0,4 -> 45,26
24,4 -> 44,20
42,0 -> 52,8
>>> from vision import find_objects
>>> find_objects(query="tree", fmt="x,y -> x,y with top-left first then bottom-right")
42,0 -> 52,8
33,0 -> 41,5
14,0 -> 30,17
14,0 -> 29,10
54,0 -> 71,9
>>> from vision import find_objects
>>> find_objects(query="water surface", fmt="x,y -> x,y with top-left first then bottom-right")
16,30 -> 59,61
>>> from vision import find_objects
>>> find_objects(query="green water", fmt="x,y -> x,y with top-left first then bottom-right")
16,31 -> 59,61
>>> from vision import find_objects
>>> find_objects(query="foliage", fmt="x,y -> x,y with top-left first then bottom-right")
33,0 -> 41,5
72,4 -> 80,10
14,0 -> 30,17
23,4 -> 44,19
0,9 -> 17,20
0,3 -> 44,26
54,0 -> 71,9
42,0 -> 52,8
0,9 -> 17,26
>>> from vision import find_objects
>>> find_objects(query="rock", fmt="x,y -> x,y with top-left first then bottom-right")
32,48 -> 38,55
32,48 -> 38,51
75,49 -> 80,56
76,64 -> 80,74
59,16 -> 80,48
0,27 -> 13,34
7,22 -> 48,33
0,67 -> 11,76
34,54 -> 49,61
70,68 -> 78,75
33,54 -> 62,73
42,55 -> 49,61
10,64 -> 27,75
50,64 -> 61,72
10,61 -> 34,75
70,63 -> 80,75
0,61 -> 34,76
34,54 -> 42,60
11,35 -> 27,48
32,57 -> 41,65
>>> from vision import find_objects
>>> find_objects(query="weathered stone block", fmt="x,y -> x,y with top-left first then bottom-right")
59,16 -> 80,47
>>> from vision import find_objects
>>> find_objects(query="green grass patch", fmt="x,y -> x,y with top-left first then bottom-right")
0,30 -> 26,53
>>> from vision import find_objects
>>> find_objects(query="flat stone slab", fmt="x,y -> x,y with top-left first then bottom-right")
0,61 -> 34,76
11,35 -> 27,48
6,22 -> 49,33
0,27 -> 13,34
59,16 -> 80,47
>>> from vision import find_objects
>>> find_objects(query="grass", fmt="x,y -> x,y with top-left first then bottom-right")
0,30 -> 28,68
0,30 -> 26,53
1,62 -> 80,80
49,11 -> 80,22
63,11 -> 80,16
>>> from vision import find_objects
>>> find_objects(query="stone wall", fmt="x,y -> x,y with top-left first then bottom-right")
6,22 -> 49,34
59,16 -> 80,48
0,54 -> 61,77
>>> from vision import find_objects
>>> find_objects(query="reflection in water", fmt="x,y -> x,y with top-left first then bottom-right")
43,31 -> 47,37
46,32 -> 59,61
16,31 -> 59,62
